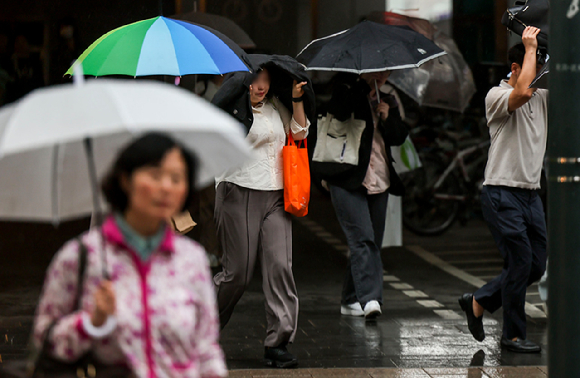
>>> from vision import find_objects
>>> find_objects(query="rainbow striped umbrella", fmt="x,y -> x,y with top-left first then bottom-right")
66,16 -> 251,77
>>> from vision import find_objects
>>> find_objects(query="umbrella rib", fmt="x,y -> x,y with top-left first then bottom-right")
296,28 -> 349,58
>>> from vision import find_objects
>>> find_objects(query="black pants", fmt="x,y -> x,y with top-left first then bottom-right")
474,185 -> 547,340
329,185 -> 389,307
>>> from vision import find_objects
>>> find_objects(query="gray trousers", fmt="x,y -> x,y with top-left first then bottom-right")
213,182 -> 299,347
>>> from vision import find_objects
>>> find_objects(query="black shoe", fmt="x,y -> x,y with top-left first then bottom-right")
501,337 -> 541,353
458,293 -> 485,342
264,345 -> 298,368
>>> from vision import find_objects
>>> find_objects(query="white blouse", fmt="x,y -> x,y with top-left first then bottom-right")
216,97 -> 310,191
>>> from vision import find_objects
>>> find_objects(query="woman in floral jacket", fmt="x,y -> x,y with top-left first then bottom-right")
32,133 -> 227,378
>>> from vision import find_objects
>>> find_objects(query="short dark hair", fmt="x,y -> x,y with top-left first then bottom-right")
508,43 -> 526,67
508,43 -> 547,67
101,133 -> 197,213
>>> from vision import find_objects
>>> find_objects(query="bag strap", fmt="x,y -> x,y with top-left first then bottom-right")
75,238 -> 88,310
36,238 -> 88,364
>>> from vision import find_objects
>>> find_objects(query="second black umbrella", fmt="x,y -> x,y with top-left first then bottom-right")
296,20 -> 446,74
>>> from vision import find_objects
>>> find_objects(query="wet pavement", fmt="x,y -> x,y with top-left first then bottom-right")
0,188 -> 548,375
227,366 -> 548,377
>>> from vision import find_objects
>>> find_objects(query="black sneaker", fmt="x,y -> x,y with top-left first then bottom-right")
458,293 -> 485,342
264,345 -> 298,368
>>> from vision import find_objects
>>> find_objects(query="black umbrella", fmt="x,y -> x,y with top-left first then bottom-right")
296,20 -> 446,74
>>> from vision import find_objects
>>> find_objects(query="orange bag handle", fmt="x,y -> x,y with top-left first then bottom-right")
287,133 -> 307,149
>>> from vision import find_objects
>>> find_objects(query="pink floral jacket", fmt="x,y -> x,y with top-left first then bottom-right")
33,217 -> 227,378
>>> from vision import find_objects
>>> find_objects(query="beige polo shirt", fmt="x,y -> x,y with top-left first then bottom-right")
483,80 -> 548,190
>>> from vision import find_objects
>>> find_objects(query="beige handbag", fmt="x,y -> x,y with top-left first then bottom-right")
312,113 -> 366,165
170,211 -> 197,235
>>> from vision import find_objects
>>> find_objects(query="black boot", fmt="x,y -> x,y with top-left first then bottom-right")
264,344 -> 298,368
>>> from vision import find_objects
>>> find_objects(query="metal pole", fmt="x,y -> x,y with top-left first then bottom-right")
548,1 -> 580,376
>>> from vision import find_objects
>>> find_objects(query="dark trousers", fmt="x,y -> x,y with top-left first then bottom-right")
474,185 -> 547,340
329,185 -> 389,307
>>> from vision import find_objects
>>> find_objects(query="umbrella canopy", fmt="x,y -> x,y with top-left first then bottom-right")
369,12 -> 476,113
296,20 -> 446,74
171,11 -> 256,49
368,11 -> 436,39
65,16 -> 253,77
0,79 -> 251,222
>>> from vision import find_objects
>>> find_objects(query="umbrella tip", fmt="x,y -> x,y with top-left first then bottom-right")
72,61 -> 85,87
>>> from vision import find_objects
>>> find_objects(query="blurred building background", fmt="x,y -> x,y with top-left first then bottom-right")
0,0 -> 515,108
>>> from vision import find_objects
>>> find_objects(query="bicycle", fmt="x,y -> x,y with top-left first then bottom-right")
401,129 -> 490,236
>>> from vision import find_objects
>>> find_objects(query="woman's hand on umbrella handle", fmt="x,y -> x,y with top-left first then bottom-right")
292,80 -> 307,98
91,280 -> 116,327
377,101 -> 390,121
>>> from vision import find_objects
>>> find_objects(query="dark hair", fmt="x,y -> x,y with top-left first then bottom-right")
508,43 -> 547,67
101,133 -> 197,213
508,44 -> 526,67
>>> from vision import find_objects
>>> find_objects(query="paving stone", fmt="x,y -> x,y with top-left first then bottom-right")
423,367 -> 490,377
308,368 -> 372,377
481,366 -> 547,378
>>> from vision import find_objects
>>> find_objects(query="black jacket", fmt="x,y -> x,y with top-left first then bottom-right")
313,74 -> 409,196
211,54 -> 316,134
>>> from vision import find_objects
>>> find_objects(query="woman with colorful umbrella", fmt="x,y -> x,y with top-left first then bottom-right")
211,55 -> 314,369
297,21 -> 442,320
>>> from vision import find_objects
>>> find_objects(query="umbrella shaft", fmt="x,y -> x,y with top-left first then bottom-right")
83,138 -> 103,224
83,138 -> 109,279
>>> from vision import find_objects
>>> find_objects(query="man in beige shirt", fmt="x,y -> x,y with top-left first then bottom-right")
458,27 -> 547,354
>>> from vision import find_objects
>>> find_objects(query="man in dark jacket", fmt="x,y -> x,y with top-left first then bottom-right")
314,71 -> 408,319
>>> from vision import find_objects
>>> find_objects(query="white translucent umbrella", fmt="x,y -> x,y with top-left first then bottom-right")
0,76 -> 250,224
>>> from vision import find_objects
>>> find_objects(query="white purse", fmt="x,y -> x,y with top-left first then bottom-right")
312,113 -> 366,165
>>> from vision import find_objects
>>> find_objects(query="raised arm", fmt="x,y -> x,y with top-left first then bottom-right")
508,27 -> 541,113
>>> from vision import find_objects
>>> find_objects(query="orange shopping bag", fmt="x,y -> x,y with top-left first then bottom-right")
283,133 -> 310,217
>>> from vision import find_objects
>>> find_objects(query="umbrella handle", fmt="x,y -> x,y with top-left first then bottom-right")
83,138 -> 109,279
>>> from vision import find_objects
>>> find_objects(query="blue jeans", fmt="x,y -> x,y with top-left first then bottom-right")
329,185 -> 389,307
474,185 -> 547,340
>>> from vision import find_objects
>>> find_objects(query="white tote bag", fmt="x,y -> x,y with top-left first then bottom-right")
312,114 -> 366,165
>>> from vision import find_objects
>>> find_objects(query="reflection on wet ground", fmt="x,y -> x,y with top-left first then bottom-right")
227,366 -> 548,377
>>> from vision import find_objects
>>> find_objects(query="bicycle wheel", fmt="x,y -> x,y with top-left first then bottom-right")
401,154 -> 462,236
